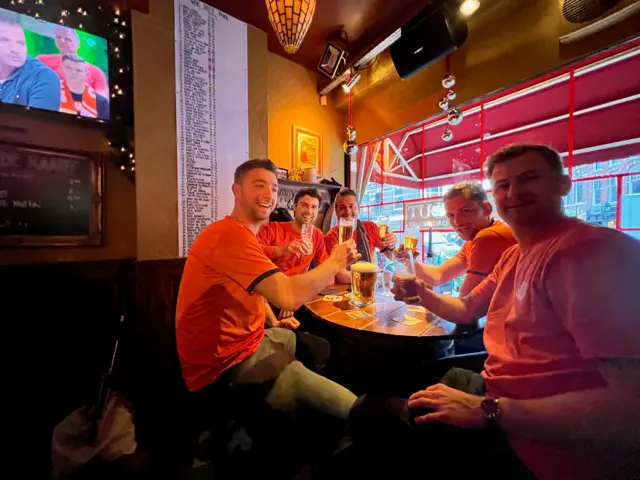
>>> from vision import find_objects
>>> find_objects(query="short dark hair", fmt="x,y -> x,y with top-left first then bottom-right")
335,188 -> 358,204
62,53 -> 85,64
0,10 -> 20,26
443,181 -> 488,204
294,187 -> 321,205
485,144 -> 564,177
234,158 -> 278,183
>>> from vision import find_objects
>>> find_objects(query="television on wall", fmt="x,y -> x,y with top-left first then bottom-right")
0,7 -> 110,120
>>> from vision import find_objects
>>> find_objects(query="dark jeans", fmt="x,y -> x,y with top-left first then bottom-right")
347,368 -> 537,480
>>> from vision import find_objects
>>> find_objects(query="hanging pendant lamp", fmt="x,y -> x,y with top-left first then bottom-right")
265,0 -> 316,54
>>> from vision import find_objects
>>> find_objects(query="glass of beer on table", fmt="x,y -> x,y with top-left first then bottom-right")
350,261 -> 378,307
338,217 -> 355,243
393,247 -> 420,305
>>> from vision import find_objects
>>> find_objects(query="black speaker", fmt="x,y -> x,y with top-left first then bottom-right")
390,3 -> 468,80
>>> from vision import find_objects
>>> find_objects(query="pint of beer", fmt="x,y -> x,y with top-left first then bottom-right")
403,235 -> 418,250
338,218 -> 355,243
394,272 -> 420,305
378,224 -> 388,240
350,261 -> 378,307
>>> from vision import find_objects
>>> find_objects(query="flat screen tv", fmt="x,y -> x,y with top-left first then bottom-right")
0,7 -> 110,120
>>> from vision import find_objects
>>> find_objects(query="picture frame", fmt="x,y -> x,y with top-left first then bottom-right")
292,126 -> 323,174
276,167 -> 289,180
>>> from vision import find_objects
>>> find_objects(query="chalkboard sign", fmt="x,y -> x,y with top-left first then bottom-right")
0,143 -> 102,246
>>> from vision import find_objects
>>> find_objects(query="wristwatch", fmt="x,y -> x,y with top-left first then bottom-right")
480,396 -> 502,428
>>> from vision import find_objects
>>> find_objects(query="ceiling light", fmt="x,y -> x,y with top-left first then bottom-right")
265,0 -> 316,54
341,72 -> 361,93
459,0 -> 480,17
318,43 -> 346,79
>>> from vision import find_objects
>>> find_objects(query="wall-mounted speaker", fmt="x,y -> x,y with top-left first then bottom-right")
562,0 -> 624,23
390,3 -> 468,81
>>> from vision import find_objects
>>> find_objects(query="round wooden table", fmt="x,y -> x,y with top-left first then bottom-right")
304,285 -> 484,341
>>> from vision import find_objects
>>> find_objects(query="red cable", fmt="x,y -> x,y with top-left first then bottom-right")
348,91 -> 353,126
568,69 -> 575,177
480,102 -> 485,182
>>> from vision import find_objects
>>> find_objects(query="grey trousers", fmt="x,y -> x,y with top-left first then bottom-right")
225,328 -> 357,420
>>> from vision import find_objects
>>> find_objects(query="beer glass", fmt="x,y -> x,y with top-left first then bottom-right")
338,218 -> 355,244
403,227 -> 419,251
301,223 -> 313,256
393,249 -> 420,305
350,261 -> 378,307
377,216 -> 390,243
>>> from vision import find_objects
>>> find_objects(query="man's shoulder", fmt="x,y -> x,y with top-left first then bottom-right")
36,53 -> 58,63
554,220 -> 639,257
25,57 -> 58,79
476,220 -> 515,242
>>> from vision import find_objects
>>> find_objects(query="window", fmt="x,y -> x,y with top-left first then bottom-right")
592,180 -> 602,205
567,182 -> 585,205
424,186 -> 443,198
608,177 -> 617,204
593,162 -> 602,171
630,175 -> 640,194
609,159 -> 621,167
576,183 -> 585,203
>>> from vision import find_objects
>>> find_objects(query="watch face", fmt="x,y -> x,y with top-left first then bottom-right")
481,397 -> 501,416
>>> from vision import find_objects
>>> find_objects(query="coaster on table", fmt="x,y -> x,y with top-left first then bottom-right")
403,315 -> 422,326
323,295 -> 343,302
346,310 -> 372,320
406,306 -> 426,313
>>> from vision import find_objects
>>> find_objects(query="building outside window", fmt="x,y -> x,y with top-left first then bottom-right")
608,177 -> 617,204
593,162 -> 602,171
592,180 -> 602,205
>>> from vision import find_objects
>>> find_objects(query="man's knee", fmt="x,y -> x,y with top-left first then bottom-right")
265,327 -> 296,355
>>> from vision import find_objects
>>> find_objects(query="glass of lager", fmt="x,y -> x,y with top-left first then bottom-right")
350,261 -> 378,307
393,248 -> 420,305
338,218 -> 355,243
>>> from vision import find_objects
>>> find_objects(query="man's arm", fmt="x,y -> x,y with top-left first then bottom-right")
254,240 -> 358,310
90,65 -> 109,97
414,281 -> 492,325
415,254 -> 466,287
29,67 -> 61,111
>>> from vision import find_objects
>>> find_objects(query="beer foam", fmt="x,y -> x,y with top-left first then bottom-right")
351,262 -> 378,273
395,272 -> 416,280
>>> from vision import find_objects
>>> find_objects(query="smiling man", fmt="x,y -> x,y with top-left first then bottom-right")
350,144 -> 640,480
415,181 -> 515,296
0,10 -> 60,111
325,188 -> 397,283
176,159 -> 359,473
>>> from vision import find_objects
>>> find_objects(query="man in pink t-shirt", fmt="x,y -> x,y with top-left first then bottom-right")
38,26 -> 108,98
349,144 -> 640,480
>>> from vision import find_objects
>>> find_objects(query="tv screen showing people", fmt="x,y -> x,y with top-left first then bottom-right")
0,7 -> 110,120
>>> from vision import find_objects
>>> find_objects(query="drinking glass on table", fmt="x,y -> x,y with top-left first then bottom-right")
377,216 -> 394,296
350,261 -> 378,307
338,217 -> 355,244
393,248 -> 420,305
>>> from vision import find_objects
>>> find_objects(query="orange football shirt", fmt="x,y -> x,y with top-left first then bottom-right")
175,216 -> 280,392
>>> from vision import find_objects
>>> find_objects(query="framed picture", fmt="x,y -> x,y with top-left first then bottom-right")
276,167 -> 288,180
292,126 -> 323,173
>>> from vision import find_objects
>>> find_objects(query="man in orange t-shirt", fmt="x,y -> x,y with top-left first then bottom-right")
258,187 -> 329,277
414,181 -> 516,296
325,188 -> 397,283
350,145 -> 640,480
258,187 -> 330,325
176,159 -> 359,467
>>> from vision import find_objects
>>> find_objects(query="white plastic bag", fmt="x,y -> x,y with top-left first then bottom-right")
51,393 -> 137,477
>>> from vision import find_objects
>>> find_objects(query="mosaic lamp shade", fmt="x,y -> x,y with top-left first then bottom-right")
265,0 -> 317,54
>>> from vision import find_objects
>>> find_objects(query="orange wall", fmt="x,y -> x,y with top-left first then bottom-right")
268,52 -> 345,183
345,0 -> 640,143
0,112 -> 137,265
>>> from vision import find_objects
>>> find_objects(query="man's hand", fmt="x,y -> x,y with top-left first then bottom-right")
329,239 -> 360,270
274,239 -> 309,258
391,276 -> 429,303
278,309 -> 294,320
408,383 -> 485,428
275,317 -> 300,330
381,232 -> 397,249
